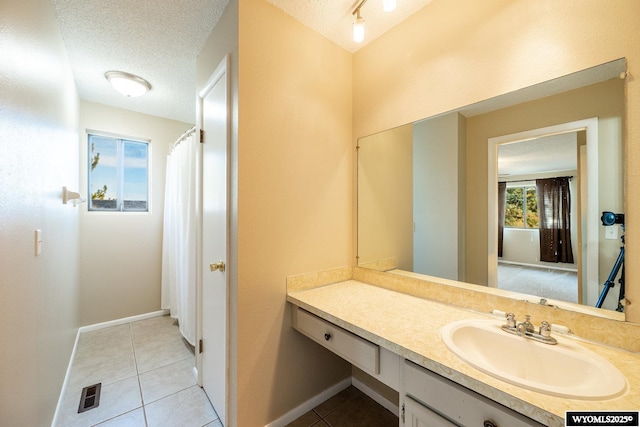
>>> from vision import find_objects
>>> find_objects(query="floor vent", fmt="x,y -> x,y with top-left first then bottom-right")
78,383 -> 101,413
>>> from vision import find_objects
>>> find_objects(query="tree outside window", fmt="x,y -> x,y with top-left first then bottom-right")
505,186 -> 538,228
88,134 -> 149,212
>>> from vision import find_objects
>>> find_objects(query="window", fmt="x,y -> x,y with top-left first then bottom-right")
88,134 -> 149,212
505,185 -> 538,228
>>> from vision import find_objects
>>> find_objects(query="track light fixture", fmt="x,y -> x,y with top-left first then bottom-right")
352,0 -> 397,43
353,8 -> 365,43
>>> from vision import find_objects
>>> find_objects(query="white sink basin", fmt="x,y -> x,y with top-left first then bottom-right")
440,319 -> 627,400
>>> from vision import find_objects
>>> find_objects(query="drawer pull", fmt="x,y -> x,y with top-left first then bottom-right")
324,333 -> 331,341
484,421 -> 497,427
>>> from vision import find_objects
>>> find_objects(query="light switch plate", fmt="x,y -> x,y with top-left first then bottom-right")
35,229 -> 42,256
605,226 -> 618,240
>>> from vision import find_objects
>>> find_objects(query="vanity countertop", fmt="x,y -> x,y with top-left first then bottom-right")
287,280 -> 640,427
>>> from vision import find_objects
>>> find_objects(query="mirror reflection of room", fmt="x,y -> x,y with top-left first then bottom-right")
357,59 -> 625,315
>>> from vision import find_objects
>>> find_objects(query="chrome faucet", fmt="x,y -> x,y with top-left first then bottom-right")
501,313 -> 557,345
516,315 -> 534,337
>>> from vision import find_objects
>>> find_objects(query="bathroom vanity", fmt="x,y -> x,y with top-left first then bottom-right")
287,278 -> 640,427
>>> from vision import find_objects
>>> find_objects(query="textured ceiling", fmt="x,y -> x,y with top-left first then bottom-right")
51,1 -> 623,127
266,0 -> 434,53
52,0 -> 431,124
498,133 -> 577,177
52,0 -> 229,124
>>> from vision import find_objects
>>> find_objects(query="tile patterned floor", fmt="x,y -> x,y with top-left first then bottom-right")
55,315 -> 221,427
285,386 -> 398,427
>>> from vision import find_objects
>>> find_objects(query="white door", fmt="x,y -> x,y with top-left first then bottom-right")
200,57 -> 229,426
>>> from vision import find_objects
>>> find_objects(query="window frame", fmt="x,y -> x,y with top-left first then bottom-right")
87,131 -> 152,214
504,183 -> 538,229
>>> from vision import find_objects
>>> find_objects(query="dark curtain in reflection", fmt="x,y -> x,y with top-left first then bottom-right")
536,177 -> 574,263
498,182 -> 506,257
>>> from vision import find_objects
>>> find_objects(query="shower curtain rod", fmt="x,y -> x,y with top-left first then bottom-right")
169,126 -> 197,152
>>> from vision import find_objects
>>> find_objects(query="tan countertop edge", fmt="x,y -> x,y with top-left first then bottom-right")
287,280 -> 640,427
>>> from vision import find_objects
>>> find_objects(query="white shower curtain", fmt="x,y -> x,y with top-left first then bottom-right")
161,128 -> 199,345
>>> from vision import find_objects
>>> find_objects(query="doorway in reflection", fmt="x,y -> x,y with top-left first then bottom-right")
496,132 -> 579,304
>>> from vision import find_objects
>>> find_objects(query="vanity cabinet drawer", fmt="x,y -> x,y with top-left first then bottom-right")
292,307 -> 379,374
405,395 -> 457,427
404,361 -> 543,427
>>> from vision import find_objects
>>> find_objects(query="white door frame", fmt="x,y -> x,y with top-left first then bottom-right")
196,54 -> 230,424
487,118 -> 599,303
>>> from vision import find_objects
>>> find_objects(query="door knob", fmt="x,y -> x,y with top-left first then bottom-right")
209,261 -> 225,272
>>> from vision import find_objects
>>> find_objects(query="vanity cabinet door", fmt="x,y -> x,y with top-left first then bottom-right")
404,361 -> 544,427
404,396 -> 458,427
292,307 -> 380,374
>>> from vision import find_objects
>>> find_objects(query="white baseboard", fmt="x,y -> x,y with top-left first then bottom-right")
51,310 -> 170,426
78,309 -> 170,333
351,376 -> 399,417
264,377 -> 352,427
51,327 -> 81,427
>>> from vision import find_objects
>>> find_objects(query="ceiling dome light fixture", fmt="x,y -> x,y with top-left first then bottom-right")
105,71 -> 152,98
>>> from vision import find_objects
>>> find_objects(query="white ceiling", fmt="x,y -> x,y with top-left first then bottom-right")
51,0 -> 230,124
498,133 -> 577,178
51,1 -> 624,129
51,0 -> 431,124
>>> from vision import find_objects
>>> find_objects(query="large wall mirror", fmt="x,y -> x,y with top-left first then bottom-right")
357,58 -> 626,319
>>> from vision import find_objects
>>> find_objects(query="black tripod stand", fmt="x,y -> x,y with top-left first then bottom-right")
595,234 -> 625,312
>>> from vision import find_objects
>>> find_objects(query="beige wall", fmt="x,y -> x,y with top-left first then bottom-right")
78,100 -> 191,325
0,0 -> 80,424
358,124 -> 413,270
353,0 -> 640,323
235,0 -> 353,424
